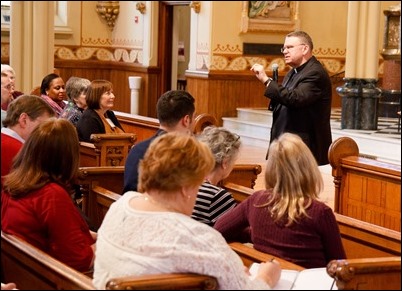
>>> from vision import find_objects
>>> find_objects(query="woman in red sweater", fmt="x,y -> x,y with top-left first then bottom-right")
1,118 -> 96,272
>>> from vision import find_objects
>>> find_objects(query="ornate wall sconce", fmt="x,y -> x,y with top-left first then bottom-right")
190,1 -> 201,14
96,1 -> 120,31
136,2 -> 146,14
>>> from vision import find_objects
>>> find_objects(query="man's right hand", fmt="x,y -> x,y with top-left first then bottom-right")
250,64 -> 268,84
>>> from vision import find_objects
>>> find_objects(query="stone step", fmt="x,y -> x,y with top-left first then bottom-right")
236,107 -> 273,124
221,117 -> 270,148
222,107 -> 401,165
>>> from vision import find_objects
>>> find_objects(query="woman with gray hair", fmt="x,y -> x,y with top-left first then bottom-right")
192,126 -> 241,226
60,76 -> 90,126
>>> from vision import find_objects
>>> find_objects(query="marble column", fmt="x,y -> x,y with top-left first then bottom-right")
10,2 -> 54,94
379,5 -> 401,118
337,1 -> 382,130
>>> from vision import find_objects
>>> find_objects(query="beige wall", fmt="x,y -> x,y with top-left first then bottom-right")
3,1 -> 399,72
211,1 -> 348,56
210,1 -> 398,58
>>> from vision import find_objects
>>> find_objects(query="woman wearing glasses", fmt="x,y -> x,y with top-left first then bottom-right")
250,30 -> 332,166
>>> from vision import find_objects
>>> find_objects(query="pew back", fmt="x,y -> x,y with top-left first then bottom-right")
335,213 -> 401,258
220,164 -> 262,189
77,166 -> 124,230
229,242 -> 304,270
327,256 -> 401,290
78,164 -> 262,229
2,229 -> 217,291
114,111 -> 159,142
88,185 -> 401,290
222,182 -> 254,203
328,136 -> 401,231
115,112 -> 219,143
106,273 -> 218,290
1,232 -> 94,290
79,133 -> 137,167
222,183 -> 402,260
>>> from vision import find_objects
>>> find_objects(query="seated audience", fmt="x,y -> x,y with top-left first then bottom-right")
76,79 -> 124,142
123,90 -> 195,193
1,95 -> 54,180
214,132 -> 346,269
1,119 -> 96,272
1,73 -> 14,127
60,76 -> 90,126
1,64 -> 24,110
93,132 -> 281,290
40,73 -> 66,117
192,126 -> 240,226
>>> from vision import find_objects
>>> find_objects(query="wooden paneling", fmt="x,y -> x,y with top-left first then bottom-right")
56,60 -> 343,126
55,60 -> 160,118
1,232 -> 94,290
222,183 -> 401,259
329,137 -> 401,232
327,257 -> 401,290
79,133 -> 136,167
187,72 -> 269,125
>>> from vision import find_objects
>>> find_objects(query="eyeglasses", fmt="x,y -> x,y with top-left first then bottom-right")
280,44 -> 306,53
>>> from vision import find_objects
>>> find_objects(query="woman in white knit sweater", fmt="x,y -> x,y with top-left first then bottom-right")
93,132 -> 281,290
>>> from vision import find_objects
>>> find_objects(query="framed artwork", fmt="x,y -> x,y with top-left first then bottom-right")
1,4 -> 11,25
241,1 -> 300,33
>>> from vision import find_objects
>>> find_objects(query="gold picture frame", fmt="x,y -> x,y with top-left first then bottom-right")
241,1 -> 300,33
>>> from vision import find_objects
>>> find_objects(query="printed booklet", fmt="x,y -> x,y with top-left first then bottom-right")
249,262 -> 337,290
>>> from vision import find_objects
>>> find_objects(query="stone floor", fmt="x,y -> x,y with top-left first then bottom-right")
330,108 -> 401,140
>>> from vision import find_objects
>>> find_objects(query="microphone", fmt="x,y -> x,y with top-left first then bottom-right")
268,63 -> 279,112
272,63 -> 279,82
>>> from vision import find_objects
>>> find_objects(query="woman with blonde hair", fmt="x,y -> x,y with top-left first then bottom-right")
215,132 -> 346,268
93,132 -> 281,290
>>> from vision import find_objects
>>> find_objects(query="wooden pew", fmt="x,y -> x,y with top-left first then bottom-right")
78,163 -> 262,229
229,242 -> 304,271
90,186 -> 401,290
77,166 -> 125,230
1,232 -> 94,290
114,111 -> 159,142
220,164 -> 262,189
79,133 -> 137,167
221,183 -> 401,259
222,182 -> 253,203
328,136 -> 401,232
327,256 -> 401,290
106,273 -> 218,290
91,185 -> 122,229
192,113 -> 218,134
2,230 -> 217,290
93,184 -> 401,290
115,111 -> 219,143
335,213 -> 401,259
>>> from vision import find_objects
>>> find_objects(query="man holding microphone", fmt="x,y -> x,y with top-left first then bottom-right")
251,30 -> 332,165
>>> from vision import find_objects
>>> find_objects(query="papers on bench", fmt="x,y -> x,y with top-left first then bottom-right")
249,263 -> 337,290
